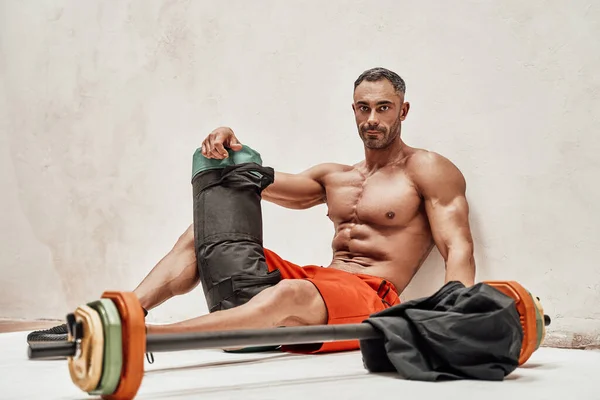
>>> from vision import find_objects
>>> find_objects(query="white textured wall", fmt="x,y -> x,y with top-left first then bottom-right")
1,1 -> 599,347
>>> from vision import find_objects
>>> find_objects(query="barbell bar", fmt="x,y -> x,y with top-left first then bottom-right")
27,281 -> 551,399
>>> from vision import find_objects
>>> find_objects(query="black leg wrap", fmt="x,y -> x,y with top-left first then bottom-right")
192,162 -> 281,312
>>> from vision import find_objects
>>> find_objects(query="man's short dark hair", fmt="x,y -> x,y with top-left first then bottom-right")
354,67 -> 406,95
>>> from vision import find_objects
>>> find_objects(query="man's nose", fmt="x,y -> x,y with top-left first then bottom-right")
367,111 -> 379,126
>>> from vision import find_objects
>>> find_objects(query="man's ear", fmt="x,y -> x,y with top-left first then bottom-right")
351,103 -> 356,113
400,102 -> 410,121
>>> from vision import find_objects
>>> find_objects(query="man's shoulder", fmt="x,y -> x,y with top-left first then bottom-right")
406,147 -> 448,166
406,148 -> 466,193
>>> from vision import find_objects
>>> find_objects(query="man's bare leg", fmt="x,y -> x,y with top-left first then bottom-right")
146,280 -> 327,334
26,224 -> 200,343
133,224 -> 200,312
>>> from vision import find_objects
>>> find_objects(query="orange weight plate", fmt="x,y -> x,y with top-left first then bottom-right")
100,291 -> 146,400
484,281 -> 538,365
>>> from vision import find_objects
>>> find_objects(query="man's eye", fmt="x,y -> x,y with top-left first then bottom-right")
379,106 -> 389,111
360,106 -> 369,112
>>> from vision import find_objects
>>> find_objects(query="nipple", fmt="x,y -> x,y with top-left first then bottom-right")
386,211 -> 395,219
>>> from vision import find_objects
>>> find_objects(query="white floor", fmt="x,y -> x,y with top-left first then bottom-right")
4,330 -> 600,400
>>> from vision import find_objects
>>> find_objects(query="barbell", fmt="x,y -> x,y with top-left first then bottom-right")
28,281 -> 551,399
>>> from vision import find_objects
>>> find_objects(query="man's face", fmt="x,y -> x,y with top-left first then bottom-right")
352,79 -> 409,149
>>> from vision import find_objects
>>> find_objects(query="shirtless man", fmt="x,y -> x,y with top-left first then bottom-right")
28,68 -> 475,351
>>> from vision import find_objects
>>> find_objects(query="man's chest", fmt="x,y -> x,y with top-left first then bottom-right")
323,169 -> 423,226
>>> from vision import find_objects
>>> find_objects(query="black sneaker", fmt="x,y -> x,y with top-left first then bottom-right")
27,324 -> 68,343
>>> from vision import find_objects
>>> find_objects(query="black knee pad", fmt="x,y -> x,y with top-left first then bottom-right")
192,148 -> 281,312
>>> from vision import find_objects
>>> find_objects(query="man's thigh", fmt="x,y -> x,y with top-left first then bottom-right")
283,268 -> 395,354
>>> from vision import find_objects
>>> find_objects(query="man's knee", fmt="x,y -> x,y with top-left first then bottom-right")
270,280 -> 311,304
260,280 -> 326,325
173,224 -> 194,251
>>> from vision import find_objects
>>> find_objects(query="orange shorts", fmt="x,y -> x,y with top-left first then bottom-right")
263,248 -> 400,353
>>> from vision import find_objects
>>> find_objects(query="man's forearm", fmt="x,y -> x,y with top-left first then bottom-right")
444,246 -> 476,286
260,171 -> 326,210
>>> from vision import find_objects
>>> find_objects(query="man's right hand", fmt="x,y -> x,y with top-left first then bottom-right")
201,127 -> 243,159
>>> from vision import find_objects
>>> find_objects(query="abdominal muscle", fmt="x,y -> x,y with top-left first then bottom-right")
327,221 -> 434,293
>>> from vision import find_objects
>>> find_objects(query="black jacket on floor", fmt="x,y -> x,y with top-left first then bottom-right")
359,281 -> 523,381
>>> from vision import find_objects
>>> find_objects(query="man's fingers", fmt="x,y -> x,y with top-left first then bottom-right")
214,141 -> 229,158
202,141 -> 216,158
209,146 -> 223,159
206,135 -> 222,159
201,128 -> 242,158
229,136 -> 243,151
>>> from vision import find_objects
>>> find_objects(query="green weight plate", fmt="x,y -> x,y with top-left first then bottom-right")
88,299 -> 123,395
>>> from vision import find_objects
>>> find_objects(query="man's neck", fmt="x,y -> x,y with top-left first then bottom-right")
363,136 -> 408,172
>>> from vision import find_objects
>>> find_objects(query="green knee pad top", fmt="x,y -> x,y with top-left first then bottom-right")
192,145 -> 264,180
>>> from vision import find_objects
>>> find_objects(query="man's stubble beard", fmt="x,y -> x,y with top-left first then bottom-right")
360,117 -> 402,149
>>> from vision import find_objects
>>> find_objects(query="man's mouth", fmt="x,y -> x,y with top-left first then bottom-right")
364,126 -> 384,133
